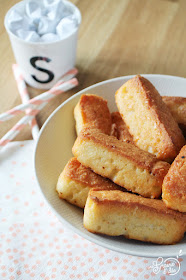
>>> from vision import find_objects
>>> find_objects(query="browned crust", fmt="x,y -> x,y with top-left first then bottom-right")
111,112 -> 134,143
162,96 -> 186,106
63,157 -> 120,190
162,145 -> 186,206
89,189 -> 186,221
116,76 -> 185,159
77,94 -> 112,135
76,127 -> 170,176
82,228 -> 185,245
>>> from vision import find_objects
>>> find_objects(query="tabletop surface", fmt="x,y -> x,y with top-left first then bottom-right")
1,0 -> 186,140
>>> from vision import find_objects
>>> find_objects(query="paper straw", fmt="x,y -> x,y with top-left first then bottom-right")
0,78 -> 78,148
12,64 -> 40,140
0,68 -> 78,122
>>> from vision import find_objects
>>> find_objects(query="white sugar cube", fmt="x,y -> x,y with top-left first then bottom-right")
56,15 -> 77,39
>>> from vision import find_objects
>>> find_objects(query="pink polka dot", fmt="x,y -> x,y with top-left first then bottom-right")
89,267 -> 94,272
22,162 -> 27,166
24,202 -> 29,206
102,272 -> 107,276
9,276 -> 15,280
57,260 -> 62,264
51,274 -> 56,278
123,259 -> 128,263
88,258 -> 92,262
81,263 -> 85,267
144,275 -> 149,279
183,272 -> 186,277
144,259 -> 148,263
122,266 -> 127,270
70,275 -> 75,279
9,268 -> 14,272
64,265 -> 68,270
12,161 -> 16,165
61,271 -> 66,275
17,271 -> 21,275
75,256 -> 80,261
133,273 -> 138,277
94,273 -> 99,278
26,270 -> 30,274
114,257 -> 119,261
40,273 -> 45,278
24,264 -> 28,268
1,265 -> 6,270
72,266 -> 76,271
47,261 -> 52,266
99,261 -> 104,266
10,174 -> 14,178
6,195 -> 10,200
151,272 -> 156,277
1,272 -> 6,277
84,272 -> 88,276
16,182 -> 21,186
93,248 -> 99,252
105,249 -> 110,253
107,259 -> 112,263
119,277 -> 124,280
14,210 -> 19,215
160,277 -> 166,280
131,261 -> 135,265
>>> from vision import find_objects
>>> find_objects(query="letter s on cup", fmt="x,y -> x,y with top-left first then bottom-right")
30,56 -> 54,84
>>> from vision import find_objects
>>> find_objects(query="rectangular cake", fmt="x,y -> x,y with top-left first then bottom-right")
72,128 -> 170,198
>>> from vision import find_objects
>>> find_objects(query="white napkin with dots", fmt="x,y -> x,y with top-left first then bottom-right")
0,140 -> 185,280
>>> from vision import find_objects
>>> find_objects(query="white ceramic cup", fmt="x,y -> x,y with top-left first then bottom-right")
4,0 -> 81,89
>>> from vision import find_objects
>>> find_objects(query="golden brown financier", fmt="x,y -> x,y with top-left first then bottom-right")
162,145 -> 186,213
72,128 -> 170,198
115,75 -> 185,161
84,189 -> 186,244
74,94 -> 112,135
162,96 -> 186,138
56,157 -> 121,208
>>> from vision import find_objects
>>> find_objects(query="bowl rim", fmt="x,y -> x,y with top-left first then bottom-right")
34,74 -> 186,257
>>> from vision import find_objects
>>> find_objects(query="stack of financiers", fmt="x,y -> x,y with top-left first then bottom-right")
56,75 -> 186,245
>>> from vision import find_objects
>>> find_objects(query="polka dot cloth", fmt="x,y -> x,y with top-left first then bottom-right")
0,140 -> 185,280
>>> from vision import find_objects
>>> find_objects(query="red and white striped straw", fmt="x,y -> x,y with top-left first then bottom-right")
0,67 -> 78,122
0,77 -> 78,148
12,64 -> 40,140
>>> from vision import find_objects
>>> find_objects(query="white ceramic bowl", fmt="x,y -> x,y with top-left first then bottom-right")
34,74 -> 186,257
